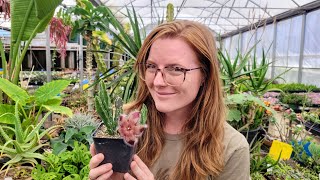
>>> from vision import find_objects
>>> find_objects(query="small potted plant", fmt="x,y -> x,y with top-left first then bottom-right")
93,82 -> 147,173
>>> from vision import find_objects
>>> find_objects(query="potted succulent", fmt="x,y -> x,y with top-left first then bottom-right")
93,82 -> 147,173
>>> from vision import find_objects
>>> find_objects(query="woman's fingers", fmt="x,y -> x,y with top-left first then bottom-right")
129,155 -> 154,180
96,169 -> 113,180
90,143 -> 96,156
132,155 -> 154,177
89,153 -> 104,169
89,163 -> 112,180
124,173 -> 137,180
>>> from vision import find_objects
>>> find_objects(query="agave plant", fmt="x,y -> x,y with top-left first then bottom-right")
218,46 -> 262,94
242,49 -> 291,96
0,103 -> 57,172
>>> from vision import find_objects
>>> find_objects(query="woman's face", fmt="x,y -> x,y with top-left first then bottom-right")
145,38 -> 203,115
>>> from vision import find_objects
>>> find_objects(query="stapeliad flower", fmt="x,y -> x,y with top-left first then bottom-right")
117,111 -> 147,146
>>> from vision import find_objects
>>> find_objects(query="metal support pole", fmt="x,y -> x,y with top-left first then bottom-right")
79,34 -> 84,91
271,22 -> 277,79
298,13 -> 306,83
45,26 -> 52,121
45,26 -> 52,82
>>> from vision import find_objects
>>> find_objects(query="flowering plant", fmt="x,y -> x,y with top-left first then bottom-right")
94,81 -> 147,146
226,93 -> 276,131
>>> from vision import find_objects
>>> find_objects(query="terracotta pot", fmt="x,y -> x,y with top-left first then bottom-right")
93,137 -> 135,173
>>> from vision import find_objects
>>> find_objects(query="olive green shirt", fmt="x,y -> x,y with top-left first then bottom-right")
150,123 -> 250,180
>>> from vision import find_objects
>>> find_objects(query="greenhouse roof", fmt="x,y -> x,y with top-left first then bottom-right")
1,0 -> 319,37
88,0 -> 320,36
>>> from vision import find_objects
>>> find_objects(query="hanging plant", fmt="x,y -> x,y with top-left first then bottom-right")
0,0 -> 10,20
49,17 -> 72,60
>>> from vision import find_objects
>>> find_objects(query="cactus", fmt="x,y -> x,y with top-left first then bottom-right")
95,81 -> 123,135
166,3 -> 174,22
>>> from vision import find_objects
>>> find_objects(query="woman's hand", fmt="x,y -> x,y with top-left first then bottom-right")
124,155 -> 154,180
89,144 -> 124,180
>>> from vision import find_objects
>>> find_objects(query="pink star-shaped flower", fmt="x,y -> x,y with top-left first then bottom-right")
117,111 -> 147,146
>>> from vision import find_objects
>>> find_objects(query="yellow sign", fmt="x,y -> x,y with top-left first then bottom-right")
269,140 -> 293,160
82,83 -> 89,90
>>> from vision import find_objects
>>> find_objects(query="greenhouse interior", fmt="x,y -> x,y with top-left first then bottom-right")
0,0 -> 320,179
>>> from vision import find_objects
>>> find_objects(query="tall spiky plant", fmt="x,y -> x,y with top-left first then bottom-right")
92,6 -> 145,103
68,0 -> 110,113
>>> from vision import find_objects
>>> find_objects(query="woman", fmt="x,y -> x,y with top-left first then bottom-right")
89,20 -> 250,180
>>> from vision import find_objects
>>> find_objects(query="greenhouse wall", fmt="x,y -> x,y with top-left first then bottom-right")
221,8 -> 320,87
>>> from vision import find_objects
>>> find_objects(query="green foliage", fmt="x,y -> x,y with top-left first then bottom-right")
0,78 -> 72,125
31,142 -> 90,180
218,44 -> 289,96
267,83 -> 320,92
0,79 -> 72,170
95,81 -> 122,135
64,113 -> 99,130
0,103 -> 55,171
226,93 -> 276,131
0,0 -> 62,85
241,49 -> 289,96
309,142 -> 320,171
93,5 -> 145,103
218,46 -> 269,94
251,140 -> 318,179
50,113 -> 99,154
279,93 -> 312,106
302,112 -> 320,124
250,140 -> 280,177
291,139 -> 320,173
263,158 -> 319,179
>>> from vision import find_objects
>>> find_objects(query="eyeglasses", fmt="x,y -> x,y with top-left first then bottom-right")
139,63 -> 202,86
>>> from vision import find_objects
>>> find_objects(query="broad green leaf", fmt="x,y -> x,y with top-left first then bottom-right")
226,94 -> 247,104
79,126 -> 96,134
0,105 -> 15,124
227,109 -> 241,122
35,80 -> 70,105
42,105 -> 73,117
65,128 -> 78,142
63,174 -> 81,180
34,0 -> 62,19
0,78 -> 29,105
51,140 -> 68,155
79,165 -> 90,179
43,97 -> 63,106
63,164 -> 79,174
11,0 -> 59,41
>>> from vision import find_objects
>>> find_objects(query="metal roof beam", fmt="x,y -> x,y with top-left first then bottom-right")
90,0 -> 103,6
102,5 -> 293,10
221,0 -> 320,38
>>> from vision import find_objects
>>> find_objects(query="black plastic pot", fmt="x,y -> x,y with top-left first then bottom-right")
93,131 -> 135,173
240,126 -> 266,145
304,121 -> 320,136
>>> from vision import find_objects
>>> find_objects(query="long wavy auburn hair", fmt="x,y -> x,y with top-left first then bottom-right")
124,20 -> 226,180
